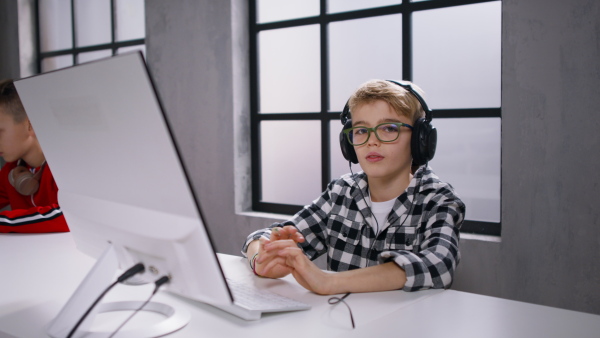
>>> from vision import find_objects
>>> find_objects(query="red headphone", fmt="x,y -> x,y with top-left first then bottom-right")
8,160 -> 45,196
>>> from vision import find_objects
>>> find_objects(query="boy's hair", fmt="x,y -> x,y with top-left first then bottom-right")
0,79 -> 28,123
348,79 -> 426,124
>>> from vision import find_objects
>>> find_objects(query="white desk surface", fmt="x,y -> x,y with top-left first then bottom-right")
0,233 -> 599,338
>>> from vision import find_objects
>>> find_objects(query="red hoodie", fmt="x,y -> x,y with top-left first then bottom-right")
0,161 -> 69,233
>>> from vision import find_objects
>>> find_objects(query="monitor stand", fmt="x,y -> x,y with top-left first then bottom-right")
46,244 -> 190,338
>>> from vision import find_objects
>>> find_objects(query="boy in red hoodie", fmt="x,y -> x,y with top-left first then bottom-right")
0,79 -> 69,233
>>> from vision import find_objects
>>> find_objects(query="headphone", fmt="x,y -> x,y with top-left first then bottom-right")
339,80 -> 437,166
8,160 -> 45,196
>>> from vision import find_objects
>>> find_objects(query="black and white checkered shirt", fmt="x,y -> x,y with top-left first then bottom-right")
242,165 -> 465,291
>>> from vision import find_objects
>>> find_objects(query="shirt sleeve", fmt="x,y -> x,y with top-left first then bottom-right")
379,188 -> 465,291
241,181 -> 336,259
0,204 -> 70,233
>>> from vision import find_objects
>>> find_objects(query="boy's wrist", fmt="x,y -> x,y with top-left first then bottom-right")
250,252 -> 263,277
325,271 -> 343,295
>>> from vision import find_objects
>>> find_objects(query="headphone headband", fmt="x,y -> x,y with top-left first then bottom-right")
384,79 -> 432,122
340,80 -> 432,125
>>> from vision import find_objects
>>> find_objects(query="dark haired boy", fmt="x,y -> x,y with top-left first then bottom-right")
0,79 -> 69,233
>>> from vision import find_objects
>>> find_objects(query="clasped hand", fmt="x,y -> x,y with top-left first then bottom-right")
254,226 -> 334,295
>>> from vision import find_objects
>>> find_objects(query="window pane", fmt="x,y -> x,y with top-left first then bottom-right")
329,14 -> 402,113
41,55 -> 73,73
328,0 -> 401,13
78,49 -> 112,64
413,2 -> 501,109
115,0 -> 145,41
117,45 -> 146,58
259,25 -> 320,113
429,118 -> 500,222
39,0 -> 72,52
74,0 -> 111,47
261,121 -> 322,205
257,0 -> 319,23
329,120 -> 362,179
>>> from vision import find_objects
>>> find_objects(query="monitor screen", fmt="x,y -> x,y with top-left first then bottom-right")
14,52 -> 233,308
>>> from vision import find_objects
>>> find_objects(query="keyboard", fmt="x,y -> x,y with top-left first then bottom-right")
227,279 -> 311,313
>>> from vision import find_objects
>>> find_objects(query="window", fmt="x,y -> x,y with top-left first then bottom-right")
35,0 -> 145,73
251,0 -> 501,235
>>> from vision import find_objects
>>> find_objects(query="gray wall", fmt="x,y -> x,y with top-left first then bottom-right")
454,0 -> 600,315
3,0 -> 597,316
0,0 -> 21,80
145,0 -> 278,258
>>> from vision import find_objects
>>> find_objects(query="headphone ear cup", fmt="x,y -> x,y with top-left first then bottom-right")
339,120 -> 359,164
411,118 -> 437,166
9,166 -> 40,196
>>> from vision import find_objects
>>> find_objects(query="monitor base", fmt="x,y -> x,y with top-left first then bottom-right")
46,244 -> 190,338
85,300 -> 190,338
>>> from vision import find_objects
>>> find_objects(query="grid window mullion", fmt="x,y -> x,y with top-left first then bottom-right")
35,0 -> 145,73
252,0 -> 502,235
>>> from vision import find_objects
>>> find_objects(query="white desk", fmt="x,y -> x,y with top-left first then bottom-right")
0,233 -> 599,338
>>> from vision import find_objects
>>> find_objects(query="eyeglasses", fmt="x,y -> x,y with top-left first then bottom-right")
343,122 -> 413,146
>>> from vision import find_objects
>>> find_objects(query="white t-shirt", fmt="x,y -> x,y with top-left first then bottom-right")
370,197 -> 397,235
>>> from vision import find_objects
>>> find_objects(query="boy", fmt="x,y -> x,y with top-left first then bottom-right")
0,79 -> 69,233
242,80 -> 464,294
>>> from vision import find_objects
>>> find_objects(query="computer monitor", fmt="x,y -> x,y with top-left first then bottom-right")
14,52 -> 234,336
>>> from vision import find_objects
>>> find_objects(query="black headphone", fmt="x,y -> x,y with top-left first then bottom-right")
339,80 -> 437,166
8,160 -> 45,196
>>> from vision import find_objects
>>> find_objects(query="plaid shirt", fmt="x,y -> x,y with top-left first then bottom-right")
242,166 -> 465,292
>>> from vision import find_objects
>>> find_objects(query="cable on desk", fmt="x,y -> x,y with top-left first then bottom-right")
108,275 -> 171,338
328,292 -> 355,329
66,263 -> 145,338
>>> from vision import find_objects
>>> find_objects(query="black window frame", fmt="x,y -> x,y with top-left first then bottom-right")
34,0 -> 145,74
250,0 -> 502,236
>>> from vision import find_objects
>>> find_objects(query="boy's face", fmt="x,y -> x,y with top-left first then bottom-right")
351,100 -> 413,181
0,108 -> 34,163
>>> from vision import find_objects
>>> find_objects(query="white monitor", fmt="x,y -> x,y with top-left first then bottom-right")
15,52 -> 234,336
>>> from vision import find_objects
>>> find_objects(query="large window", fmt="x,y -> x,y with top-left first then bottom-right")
35,0 -> 145,73
252,0 -> 502,235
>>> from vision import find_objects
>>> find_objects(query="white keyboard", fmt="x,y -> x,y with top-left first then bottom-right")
227,279 -> 311,312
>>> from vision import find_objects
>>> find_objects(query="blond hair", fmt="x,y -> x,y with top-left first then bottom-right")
0,79 -> 28,123
348,79 -> 426,124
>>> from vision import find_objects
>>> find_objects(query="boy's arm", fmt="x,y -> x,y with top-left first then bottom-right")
264,241 -> 407,295
241,180 -> 337,260
0,204 -> 70,233
241,180 -> 341,281
379,192 -> 465,291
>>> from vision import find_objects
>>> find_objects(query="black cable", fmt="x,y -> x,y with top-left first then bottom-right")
108,275 -> 171,338
328,292 -> 355,329
66,263 -> 145,338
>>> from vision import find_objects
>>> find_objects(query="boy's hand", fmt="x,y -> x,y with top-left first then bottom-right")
270,241 -> 335,295
269,225 -> 305,243
254,226 -> 305,279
